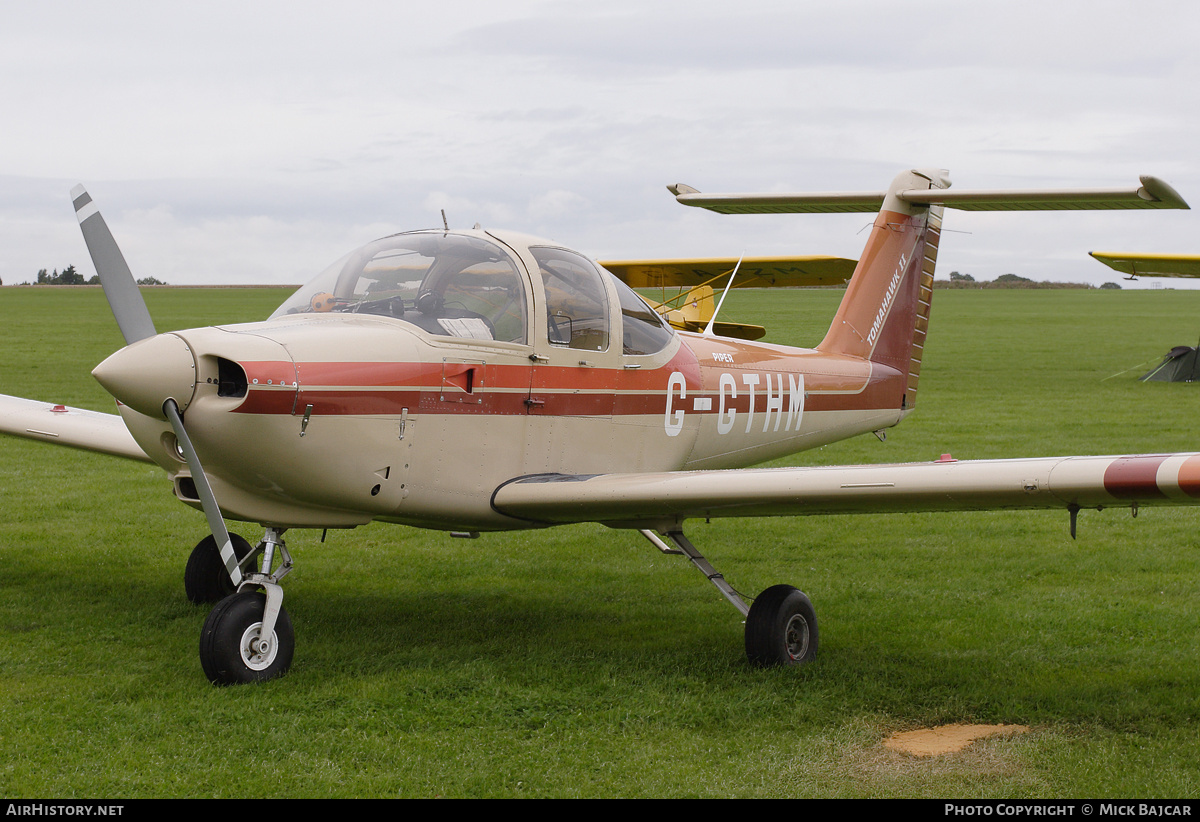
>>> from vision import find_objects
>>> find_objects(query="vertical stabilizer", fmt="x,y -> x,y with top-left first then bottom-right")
667,168 -> 1187,409
816,169 -> 947,409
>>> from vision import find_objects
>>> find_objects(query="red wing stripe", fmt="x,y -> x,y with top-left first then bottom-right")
1103,455 -> 1170,500
1176,454 -> 1200,498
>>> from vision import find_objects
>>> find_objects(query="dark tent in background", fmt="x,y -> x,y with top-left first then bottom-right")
1142,345 -> 1200,382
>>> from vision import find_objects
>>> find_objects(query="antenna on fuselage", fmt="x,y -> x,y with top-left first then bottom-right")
702,255 -> 743,337
441,209 -> 449,233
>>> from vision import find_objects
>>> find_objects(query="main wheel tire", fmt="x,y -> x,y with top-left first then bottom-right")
745,584 -> 818,667
199,591 -> 294,685
184,533 -> 256,604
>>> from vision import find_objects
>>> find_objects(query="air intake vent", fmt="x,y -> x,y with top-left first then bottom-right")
217,358 -> 248,398
175,476 -> 200,502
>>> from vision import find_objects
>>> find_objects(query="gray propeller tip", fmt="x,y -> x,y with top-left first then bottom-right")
70,185 -> 95,222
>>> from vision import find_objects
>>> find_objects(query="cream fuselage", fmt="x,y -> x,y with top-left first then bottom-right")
114,313 -> 907,532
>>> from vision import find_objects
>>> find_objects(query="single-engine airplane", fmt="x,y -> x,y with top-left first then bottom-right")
3,168 -> 1198,685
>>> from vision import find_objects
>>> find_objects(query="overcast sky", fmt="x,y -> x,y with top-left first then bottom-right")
3,0 -> 1199,289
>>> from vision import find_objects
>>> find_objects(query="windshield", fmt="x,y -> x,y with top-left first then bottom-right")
272,233 -> 528,344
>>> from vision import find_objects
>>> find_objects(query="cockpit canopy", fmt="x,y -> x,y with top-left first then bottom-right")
273,230 -> 675,355
273,232 -> 529,343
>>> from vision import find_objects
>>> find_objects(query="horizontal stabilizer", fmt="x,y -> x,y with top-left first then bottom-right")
669,175 -> 1189,214
0,393 -> 151,462
1090,252 -> 1200,278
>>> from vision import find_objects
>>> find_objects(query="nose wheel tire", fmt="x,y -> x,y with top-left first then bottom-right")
745,584 -> 818,667
184,533 -> 256,604
200,591 -> 294,685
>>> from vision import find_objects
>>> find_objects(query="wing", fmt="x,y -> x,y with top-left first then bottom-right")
599,255 -> 858,289
1090,252 -> 1200,278
0,393 -> 151,463
598,256 -> 856,341
491,453 -> 1200,530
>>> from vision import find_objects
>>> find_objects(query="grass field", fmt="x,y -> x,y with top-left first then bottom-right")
2,285 -> 1200,798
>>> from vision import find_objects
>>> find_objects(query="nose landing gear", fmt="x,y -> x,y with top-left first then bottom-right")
199,590 -> 295,684
196,527 -> 296,685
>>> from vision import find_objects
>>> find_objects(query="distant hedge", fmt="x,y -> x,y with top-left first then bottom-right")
935,278 -> 1097,289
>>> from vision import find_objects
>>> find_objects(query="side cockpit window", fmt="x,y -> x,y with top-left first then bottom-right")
531,247 -> 610,352
272,234 -> 528,344
608,273 -> 676,356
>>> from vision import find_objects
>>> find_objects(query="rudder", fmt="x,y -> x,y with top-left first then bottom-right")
816,169 -> 947,410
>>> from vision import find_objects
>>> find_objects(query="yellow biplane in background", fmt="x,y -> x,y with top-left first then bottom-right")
600,255 -> 857,340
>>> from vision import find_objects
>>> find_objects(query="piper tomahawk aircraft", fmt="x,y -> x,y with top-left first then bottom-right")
2,169 -> 1197,685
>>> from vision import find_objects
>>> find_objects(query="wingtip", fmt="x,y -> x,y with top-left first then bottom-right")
1138,175 -> 1189,210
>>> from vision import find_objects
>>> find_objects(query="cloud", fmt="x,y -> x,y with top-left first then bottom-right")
1,1 -> 1197,288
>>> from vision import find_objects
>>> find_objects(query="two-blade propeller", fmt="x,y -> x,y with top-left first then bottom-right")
70,186 -> 157,346
71,185 -> 243,588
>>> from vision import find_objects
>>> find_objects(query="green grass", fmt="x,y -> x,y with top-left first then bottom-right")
2,285 -> 1200,797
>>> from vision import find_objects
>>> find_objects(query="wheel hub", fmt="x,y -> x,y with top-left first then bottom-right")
784,613 -> 810,661
239,622 -> 278,671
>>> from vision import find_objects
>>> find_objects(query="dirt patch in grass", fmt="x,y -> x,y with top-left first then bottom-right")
883,724 -> 1030,757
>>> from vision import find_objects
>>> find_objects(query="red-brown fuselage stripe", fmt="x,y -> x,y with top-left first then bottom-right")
234,354 -> 904,418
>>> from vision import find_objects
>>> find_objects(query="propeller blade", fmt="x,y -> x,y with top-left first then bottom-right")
163,399 -> 243,589
70,185 -> 157,345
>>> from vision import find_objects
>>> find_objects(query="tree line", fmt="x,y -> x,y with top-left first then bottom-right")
941,270 -> 1120,290
32,265 -> 166,286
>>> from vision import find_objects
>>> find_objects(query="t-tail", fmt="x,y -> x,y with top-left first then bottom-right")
670,168 -> 1188,415
815,169 -> 945,411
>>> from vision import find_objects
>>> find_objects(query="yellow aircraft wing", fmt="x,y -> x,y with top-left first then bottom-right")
1090,252 -> 1200,278
599,255 -> 857,289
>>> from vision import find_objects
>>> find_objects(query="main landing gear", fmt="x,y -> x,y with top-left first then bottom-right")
639,530 -> 818,666
188,527 -> 296,685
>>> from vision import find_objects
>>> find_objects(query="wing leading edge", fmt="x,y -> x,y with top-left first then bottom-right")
0,394 -> 151,463
491,453 -> 1200,530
